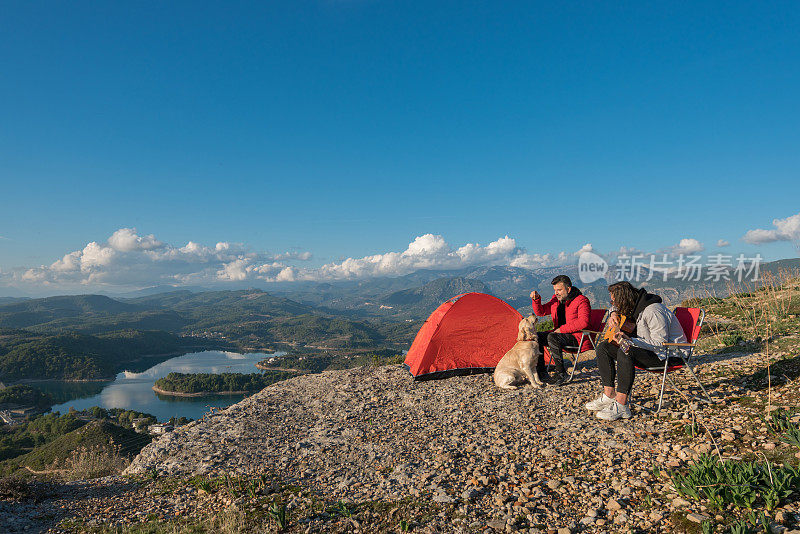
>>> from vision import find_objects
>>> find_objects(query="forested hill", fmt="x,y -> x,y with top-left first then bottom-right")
0,294 -> 186,333
0,290 -> 412,343
0,290 -> 419,381
0,329 -> 187,381
0,290 -> 322,335
124,289 -> 314,317
381,277 -> 488,317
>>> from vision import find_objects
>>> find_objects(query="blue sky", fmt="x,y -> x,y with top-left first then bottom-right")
1,1 -> 799,294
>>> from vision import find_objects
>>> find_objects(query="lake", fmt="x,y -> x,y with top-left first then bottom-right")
44,350 -> 283,422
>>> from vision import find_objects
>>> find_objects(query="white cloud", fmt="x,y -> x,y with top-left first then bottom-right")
276,267 -> 298,282
669,238 -> 704,255
314,234 -> 548,279
407,234 -> 450,257
717,239 -> 730,247
617,246 -> 643,255
743,212 -> 800,244
107,228 -> 164,252
274,251 -> 312,261
5,228 -> 313,290
574,243 -> 593,256
509,253 -> 554,269
217,259 -> 250,282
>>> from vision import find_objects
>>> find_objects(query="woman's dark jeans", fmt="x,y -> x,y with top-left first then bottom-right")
595,340 -> 663,396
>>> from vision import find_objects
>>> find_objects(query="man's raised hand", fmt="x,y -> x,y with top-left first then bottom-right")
530,290 -> 540,300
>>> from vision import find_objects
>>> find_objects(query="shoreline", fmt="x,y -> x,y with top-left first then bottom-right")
151,385 -> 253,398
16,377 -> 114,384
9,347 -> 235,385
254,362 -> 305,372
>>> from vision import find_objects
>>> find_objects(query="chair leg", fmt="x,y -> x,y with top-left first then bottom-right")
683,363 -> 714,404
566,333 -> 589,383
665,373 -> 680,396
656,364 -> 670,413
659,365 -> 713,413
567,352 -> 581,383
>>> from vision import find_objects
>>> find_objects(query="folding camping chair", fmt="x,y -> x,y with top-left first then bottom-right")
544,308 -> 607,383
634,307 -> 713,413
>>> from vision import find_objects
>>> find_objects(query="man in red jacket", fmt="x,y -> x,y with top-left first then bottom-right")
530,274 -> 592,385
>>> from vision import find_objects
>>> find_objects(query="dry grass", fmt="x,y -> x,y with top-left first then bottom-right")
49,445 -> 129,481
724,269 -> 799,339
65,507 -> 265,533
689,269 -> 800,348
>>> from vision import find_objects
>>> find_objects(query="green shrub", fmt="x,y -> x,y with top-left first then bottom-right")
720,333 -> 745,347
766,409 -> 800,450
671,454 -> 800,511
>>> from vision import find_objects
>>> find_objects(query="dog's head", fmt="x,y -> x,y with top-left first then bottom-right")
517,314 -> 538,341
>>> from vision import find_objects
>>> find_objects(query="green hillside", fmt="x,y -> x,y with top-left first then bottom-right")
0,385 -> 53,409
0,294 -> 148,328
125,289 -> 314,323
0,329 -> 187,381
0,289 -> 419,380
383,277 -> 488,310
0,290 -> 416,352
154,371 -> 295,394
0,420 -> 151,478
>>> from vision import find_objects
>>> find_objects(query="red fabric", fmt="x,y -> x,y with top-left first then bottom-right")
674,307 -> 703,342
550,308 -> 608,362
404,293 -> 523,378
531,292 -> 592,351
587,308 -> 608,333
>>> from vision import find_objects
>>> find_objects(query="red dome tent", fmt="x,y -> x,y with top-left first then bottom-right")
404,292 -> 523,380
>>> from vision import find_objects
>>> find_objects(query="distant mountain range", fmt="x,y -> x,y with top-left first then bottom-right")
3,259 -> 799,325
268,258 -> 800,318
1,257 -> 798,381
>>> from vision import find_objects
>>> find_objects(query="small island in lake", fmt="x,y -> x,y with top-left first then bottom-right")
152,371 -> 297,397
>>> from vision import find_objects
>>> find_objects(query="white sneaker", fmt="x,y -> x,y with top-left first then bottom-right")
596,400 -> 632,421
585,394 -> 615,412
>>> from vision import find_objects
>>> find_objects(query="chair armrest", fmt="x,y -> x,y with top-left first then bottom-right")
662,342 -> 696,348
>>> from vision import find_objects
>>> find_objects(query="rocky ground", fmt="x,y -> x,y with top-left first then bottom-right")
2,349 -> 800,533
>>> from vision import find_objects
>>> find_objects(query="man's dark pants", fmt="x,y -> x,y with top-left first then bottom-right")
535,331 -> 578,378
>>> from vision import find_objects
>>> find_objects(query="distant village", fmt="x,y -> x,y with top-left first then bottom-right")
0,383 -> 176,436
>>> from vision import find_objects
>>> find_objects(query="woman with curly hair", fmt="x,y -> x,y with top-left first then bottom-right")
585,281 -> 688,421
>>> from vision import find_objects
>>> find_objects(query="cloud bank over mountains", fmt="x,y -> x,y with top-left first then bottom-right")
2,210 -> 795,293
13,228 -> 311,290
5,230 -> 562,291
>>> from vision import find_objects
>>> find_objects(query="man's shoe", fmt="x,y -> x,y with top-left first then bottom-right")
548,372 -> 569,386
585,394 -> 615,412
537,373 -> 549,384
596,401 -> 633,421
